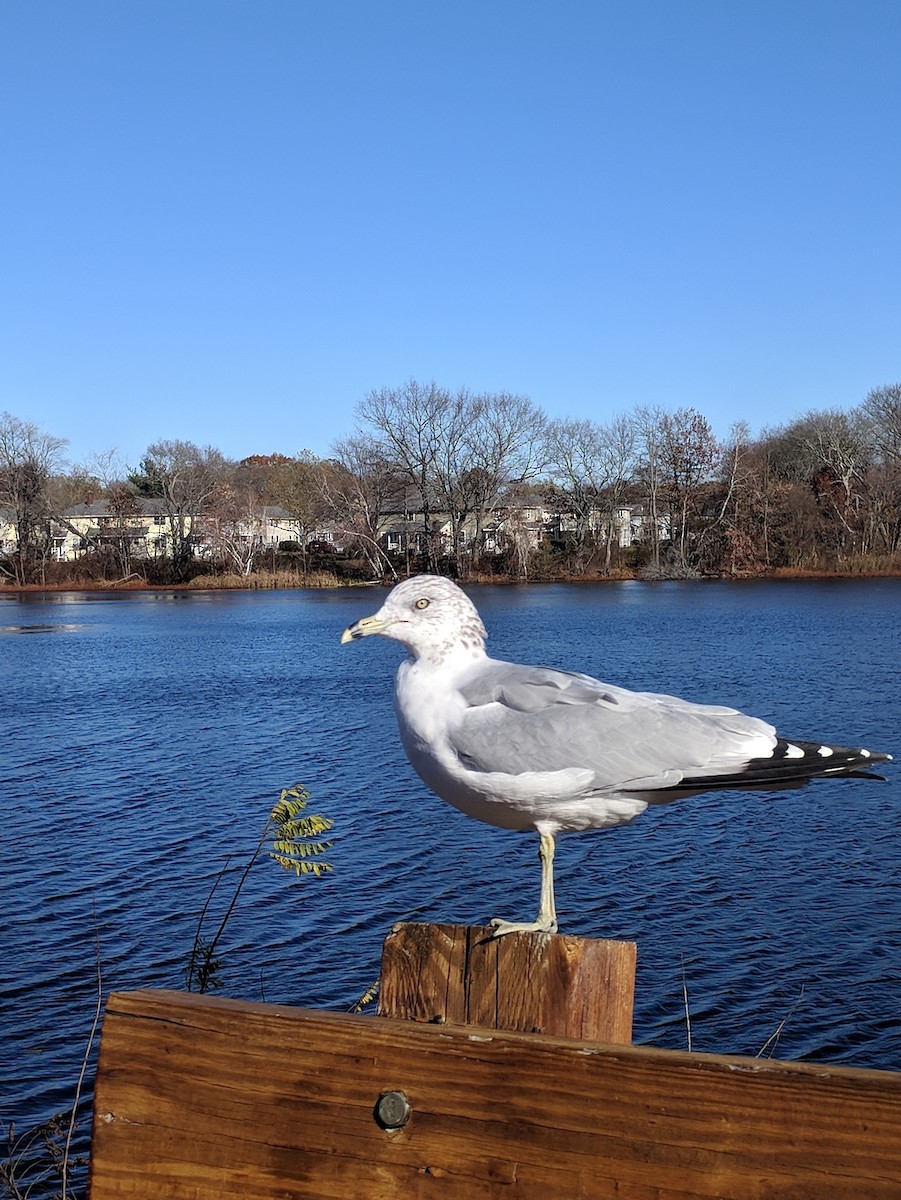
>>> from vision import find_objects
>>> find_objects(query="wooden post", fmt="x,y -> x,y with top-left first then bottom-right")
378,922 -> 636,1043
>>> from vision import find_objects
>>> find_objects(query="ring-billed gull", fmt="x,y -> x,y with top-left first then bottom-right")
341,574 -> 892,937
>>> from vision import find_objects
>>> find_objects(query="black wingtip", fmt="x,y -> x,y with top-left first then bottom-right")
674,738 -> 893,793
771,739 -> 893,775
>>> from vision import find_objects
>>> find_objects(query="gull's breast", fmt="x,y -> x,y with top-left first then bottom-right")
392,665 -> 648,834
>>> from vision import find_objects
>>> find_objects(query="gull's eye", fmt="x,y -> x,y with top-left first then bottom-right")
414,597 -> 430,610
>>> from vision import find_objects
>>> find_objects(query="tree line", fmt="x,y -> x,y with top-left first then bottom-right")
2,379 -> 900,585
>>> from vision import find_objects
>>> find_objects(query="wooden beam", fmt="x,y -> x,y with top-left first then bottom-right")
89,989 -> 901,1199
378,922 -> 636,1043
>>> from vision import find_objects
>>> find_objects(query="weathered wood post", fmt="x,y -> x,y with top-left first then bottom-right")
378,922 -> 637,1043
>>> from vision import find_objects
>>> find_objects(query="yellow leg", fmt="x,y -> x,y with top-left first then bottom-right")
490,829 -> 558,938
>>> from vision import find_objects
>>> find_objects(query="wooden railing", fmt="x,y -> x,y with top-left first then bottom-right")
87,924 -> 901,1198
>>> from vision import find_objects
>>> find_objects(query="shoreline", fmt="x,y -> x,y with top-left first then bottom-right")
3,566 -> 901,595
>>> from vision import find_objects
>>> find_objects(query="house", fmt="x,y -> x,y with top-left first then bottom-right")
256,507 -> 342,550
0,500 -> 348,564
0,498 -> 193,563
372,494 -> 660,561
1,493 -> 667,570
376,493 -> 551,560
0,510 -> 15,558
51,499 -> 183,560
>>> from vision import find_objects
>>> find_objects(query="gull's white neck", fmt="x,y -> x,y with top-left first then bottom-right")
406,640 -> 488,673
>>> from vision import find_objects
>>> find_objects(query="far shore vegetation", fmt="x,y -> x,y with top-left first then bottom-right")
3,380 -> 901,589
2,559 -> 900,596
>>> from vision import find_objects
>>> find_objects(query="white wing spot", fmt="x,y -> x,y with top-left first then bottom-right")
784,743 -> 805,759
860,748 -> 871,758
817,745 -> 834,757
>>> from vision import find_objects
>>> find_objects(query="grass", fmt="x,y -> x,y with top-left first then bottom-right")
184,569 -> 344,589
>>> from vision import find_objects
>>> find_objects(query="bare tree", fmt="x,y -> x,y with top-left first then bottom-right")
781,409 -> 871,553
495,480 -> 543,579
543,417 -> 612,572
714,421 -> 752,524
706,421 -> 757,574
199,464 -> 272,576
265,452 -> 329,566
356,383 -> 546,578
356,381 -> 461,573
130,440 -> 227,580
0,412 -> 68,584
631,406 -> 667,573
658,407 -> 720,570
317,437 -> 399,578
858,385 -> 901,554
65,449 -> 146,578
445,391 -> 545,576
542,414 -> 636,575
861,383 -> 901,464
795,409 -> 870,506
596,414 -> 637,572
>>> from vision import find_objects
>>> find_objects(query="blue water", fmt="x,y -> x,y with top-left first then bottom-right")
2,580 -> 900,1144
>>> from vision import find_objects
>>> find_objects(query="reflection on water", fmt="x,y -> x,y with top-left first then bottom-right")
0,623 -> 84,634
1,580 -> 899,1140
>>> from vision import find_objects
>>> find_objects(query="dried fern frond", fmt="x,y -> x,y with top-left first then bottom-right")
267,784 -> 333,876
186,783 -> 334,994
347,978 -> 380,1013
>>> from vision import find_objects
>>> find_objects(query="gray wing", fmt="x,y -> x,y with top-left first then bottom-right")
451,658 -> 776,792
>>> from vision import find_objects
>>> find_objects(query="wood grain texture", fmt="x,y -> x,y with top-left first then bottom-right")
89,988 -> 901,1199
378,922 -> 636,1043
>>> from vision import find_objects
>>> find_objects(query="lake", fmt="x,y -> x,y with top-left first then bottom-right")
2,578 -> 900,1147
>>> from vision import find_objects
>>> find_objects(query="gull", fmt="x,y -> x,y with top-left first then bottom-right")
341,574 -> 892,937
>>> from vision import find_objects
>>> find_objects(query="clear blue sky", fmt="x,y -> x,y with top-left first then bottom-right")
3,0 -> 900,470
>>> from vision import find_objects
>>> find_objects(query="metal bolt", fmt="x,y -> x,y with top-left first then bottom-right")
374,1090 -> 411,1130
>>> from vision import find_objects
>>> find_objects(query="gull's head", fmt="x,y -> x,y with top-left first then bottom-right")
341,574 -> 488,665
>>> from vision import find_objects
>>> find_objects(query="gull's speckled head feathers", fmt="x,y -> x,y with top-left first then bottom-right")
340,575 -> 488,666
